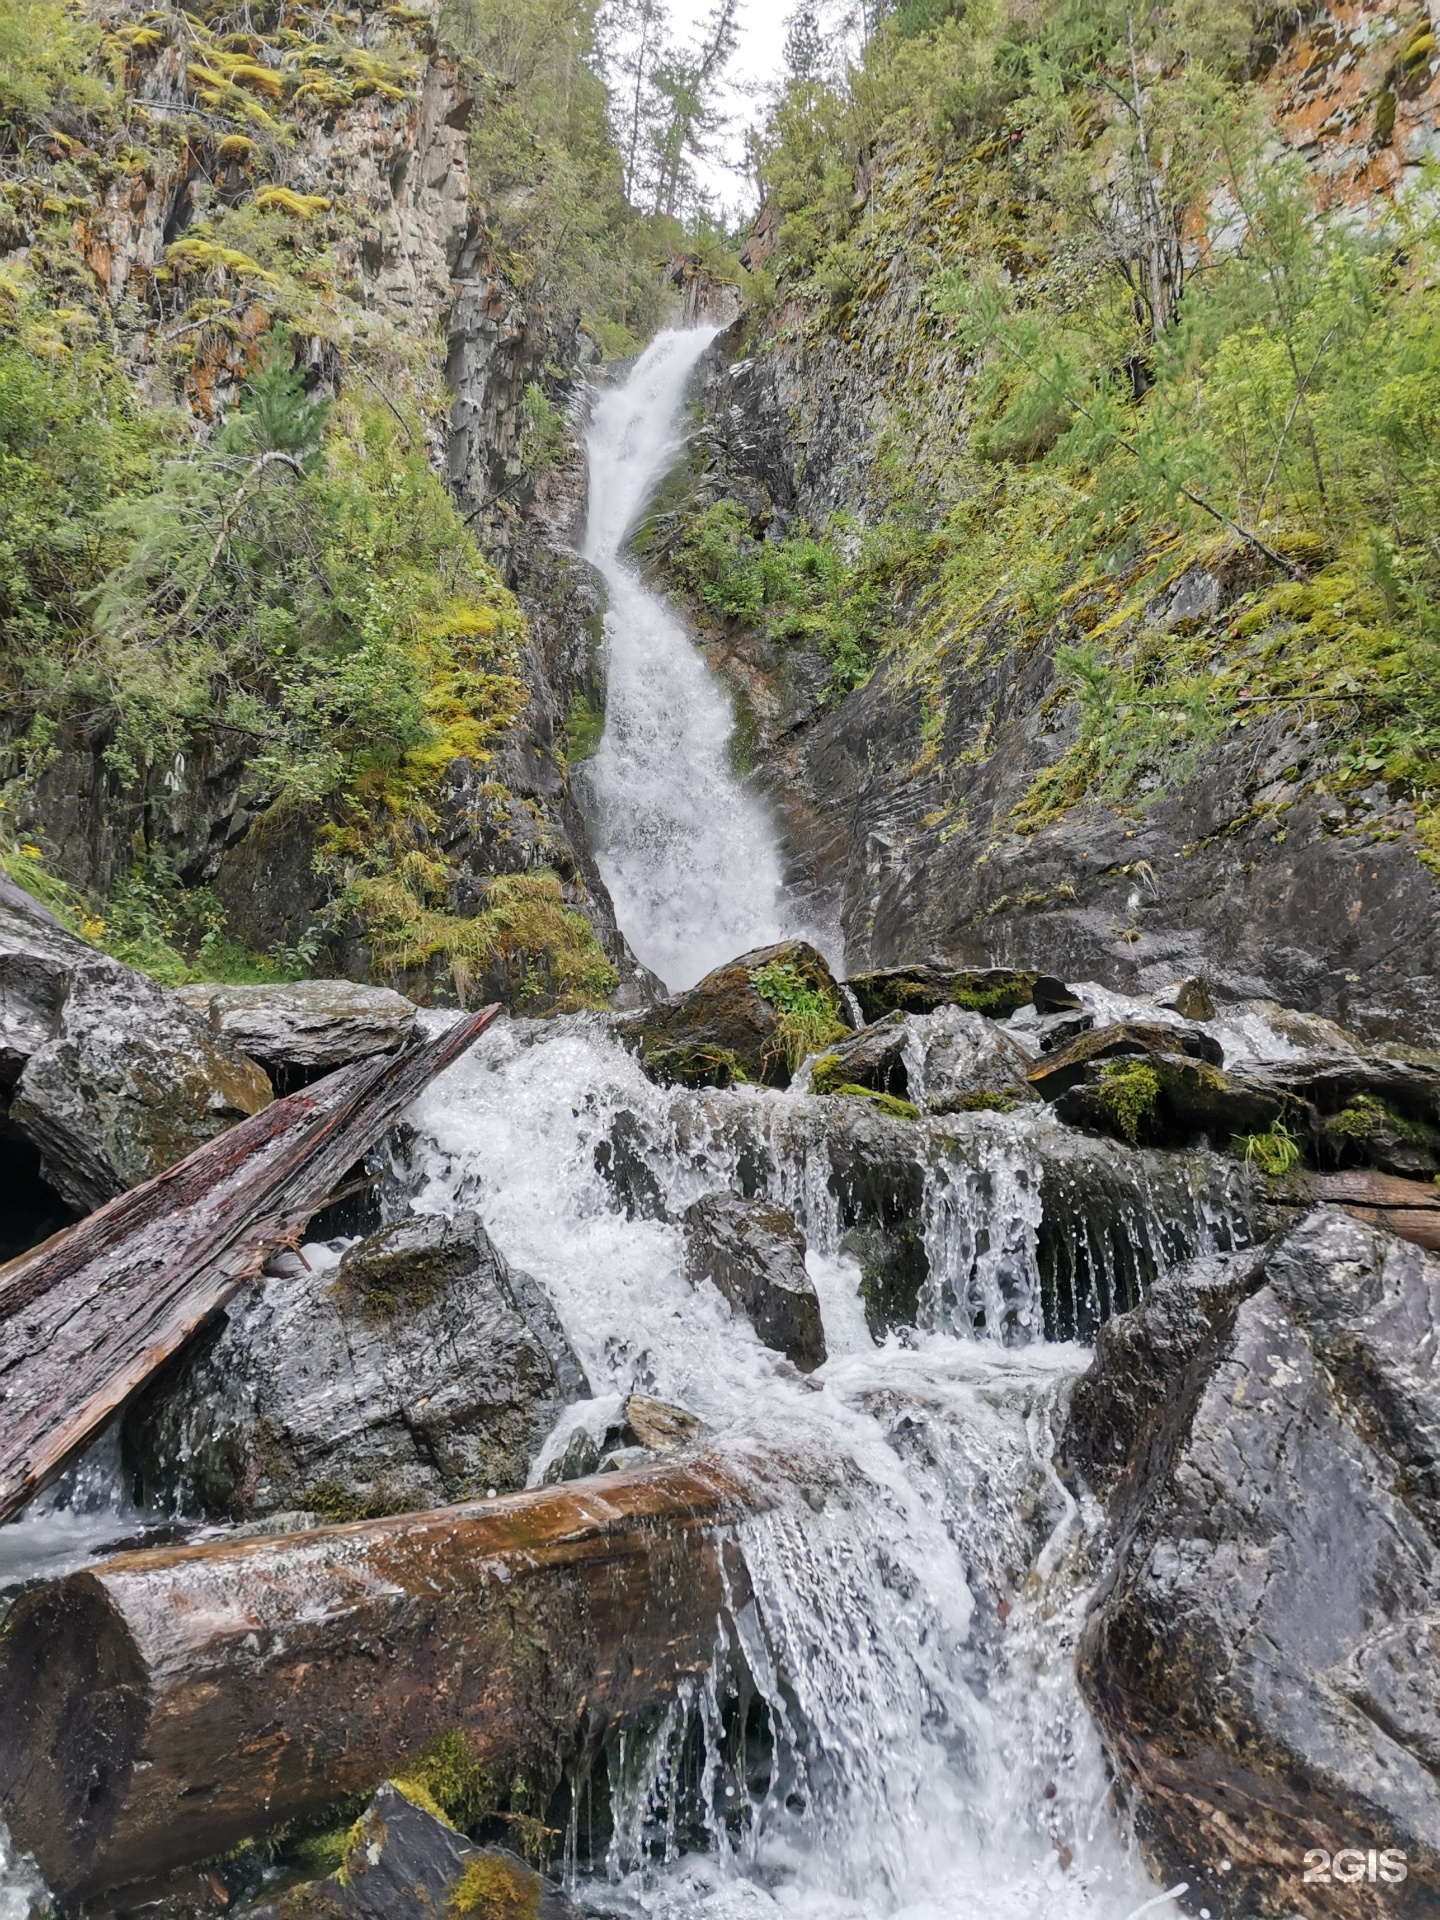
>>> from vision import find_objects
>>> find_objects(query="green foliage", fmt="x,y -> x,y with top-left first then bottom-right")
1094,1059 -> 1160,1143
1234,1116 -> 1302,1176
673,502 -> 903,692
0,0 -> 111,131
439,0 -> 669,350
520,382 -> 568,472
741,0 -> 1440,825
751,959 -> 847,1070
395,1730 -> 496,1832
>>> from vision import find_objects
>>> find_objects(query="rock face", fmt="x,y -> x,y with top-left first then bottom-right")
623,940 -> 845,1088
125,1210 -> 587,1521
909,1007 -> 1037,1115
174,980 -> 419,1083
247,1784 -> 580,1920
1,879 -> 272,1215
683,1194 -> 827,1372
1066,1211 -> 1440,1918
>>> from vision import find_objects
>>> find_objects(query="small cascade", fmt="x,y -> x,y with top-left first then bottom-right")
401,1010 -> 1210,1917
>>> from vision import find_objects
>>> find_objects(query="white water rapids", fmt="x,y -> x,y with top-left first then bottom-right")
0,331 -> 1220,1920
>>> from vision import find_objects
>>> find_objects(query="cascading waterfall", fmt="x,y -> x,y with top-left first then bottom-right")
578,328 -> 830,991
0,333 -> 1223,1919
394,329 -> 1205,1918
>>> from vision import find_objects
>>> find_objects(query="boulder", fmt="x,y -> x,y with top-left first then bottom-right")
845,964 -> 1038,1024
621,940 -> 844,1088
908,1006 -> 1037,1114
1027,1020 -> 1225,1101
1255,1051 -> 1440,1178
1066,1211 -> 1440,1918
247,1784 -> 579,1920
175,979 -> 418,1086
539,1391 -> 702,1483
683,1193 -> 827,1371
1051,1052 -> 1296,1150
125,1210 -> 587,1521
1,881 -> 272,1215
808,1010 -> 912,1102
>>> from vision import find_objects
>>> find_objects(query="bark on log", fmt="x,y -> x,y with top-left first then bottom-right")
0,1456 -> 756,1902
0,1006 -> 500,1524
1308,1171 -> 1440,1250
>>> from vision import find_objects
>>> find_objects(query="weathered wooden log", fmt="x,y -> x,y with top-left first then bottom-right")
0,1006 -> 499,1524
1309,1170 -> 1440,1249
0,1456 -> 757,1902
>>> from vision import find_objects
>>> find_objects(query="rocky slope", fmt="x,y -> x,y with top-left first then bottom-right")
646,0 -> 1440,1042
1,0 -> 642,1011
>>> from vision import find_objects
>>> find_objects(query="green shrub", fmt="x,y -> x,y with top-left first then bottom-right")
751,958 -> 847,1070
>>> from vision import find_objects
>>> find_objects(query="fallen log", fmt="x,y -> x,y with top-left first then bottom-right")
0,1006 -> 500,1524
0,1455 -> 758,1902
1309,1170 -> 1440,1251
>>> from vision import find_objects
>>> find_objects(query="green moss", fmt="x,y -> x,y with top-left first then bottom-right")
824,1081 -> 920,1120
564,691 -> 604,763
300,1480 -> 370,1523
447,1855 -> 540,1920
1094,1060 -> 1161,1144
948,1088 -> 1021,1112
394,1730 -> 497,1831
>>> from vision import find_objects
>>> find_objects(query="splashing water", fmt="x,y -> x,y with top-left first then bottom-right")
579,330 -> 826,991
401,1014 -> 1210,1919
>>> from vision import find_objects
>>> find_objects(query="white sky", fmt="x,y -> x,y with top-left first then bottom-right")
664,0 -> 795,220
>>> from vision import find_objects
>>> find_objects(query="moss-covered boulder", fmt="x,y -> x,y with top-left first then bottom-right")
621,940 -> 845,1088
125,1211 -> 588,1522
245,1781 -> 579,1919
844,965 -> 1040,1023
1027,1021 -> 1224,1101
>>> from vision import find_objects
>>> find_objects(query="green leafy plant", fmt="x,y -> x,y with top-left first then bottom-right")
751,958 -> 847,1071
1235,1117 -> 1303,1177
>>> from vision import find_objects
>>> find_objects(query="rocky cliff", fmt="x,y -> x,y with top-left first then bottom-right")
1,0 -> 643,1010
646,0 -> 1440,1042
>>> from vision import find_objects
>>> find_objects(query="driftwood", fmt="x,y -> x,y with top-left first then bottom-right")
0,1006 -> 499,1524
1309,1169 -> 1440,1251
0,1455 -> 757,1901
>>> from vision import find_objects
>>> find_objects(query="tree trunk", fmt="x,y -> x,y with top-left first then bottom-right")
0,1006 -> 500,1524
0,1456 -> 757,1903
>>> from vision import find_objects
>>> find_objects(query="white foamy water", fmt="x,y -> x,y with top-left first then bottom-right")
579,329 -> 820,992
403,1014 -> 1190,1920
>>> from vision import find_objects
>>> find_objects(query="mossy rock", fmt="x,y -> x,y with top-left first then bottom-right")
623,940 -> 844,1089
1052,1051 -> 1304,1152
845,965 -> 1038,1023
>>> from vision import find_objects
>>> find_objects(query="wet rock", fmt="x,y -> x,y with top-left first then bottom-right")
808,1011 -> 911,1099
1256,1050 -> 1440,1177
174,979 -> 418,1085
593,1108 -> 666,1219
1034,1010 -> 1094,1053
246,1782 -> 579,1920
683,1193 -> 826,1371
1031,974 -> 1082,1015
125,1210 -> 587,1521
1027,1020 -> 1225,1101
1067,1211 -> 1440,1917
1051,1052 -> 1295,1151
1160,976 -> 1215,1021
622,940 -> 843,1088
823,1103 -> 930,1337
620,1392 -> 702,1450
845,965 -> 1037,1024
1,881 -> 272,1214
911,1007 -> 1037,1114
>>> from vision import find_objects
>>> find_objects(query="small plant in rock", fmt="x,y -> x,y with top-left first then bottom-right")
1235,1117 -> 1303,1177
751,960 -> 847,1072
1094,1060 -> 1160,1144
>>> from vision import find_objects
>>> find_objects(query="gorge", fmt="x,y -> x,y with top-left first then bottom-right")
3,0 -> 1440,1915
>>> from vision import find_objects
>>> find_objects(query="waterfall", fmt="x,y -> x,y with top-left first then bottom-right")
395,336 -> 1192,1917
578,329 -> 824,992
